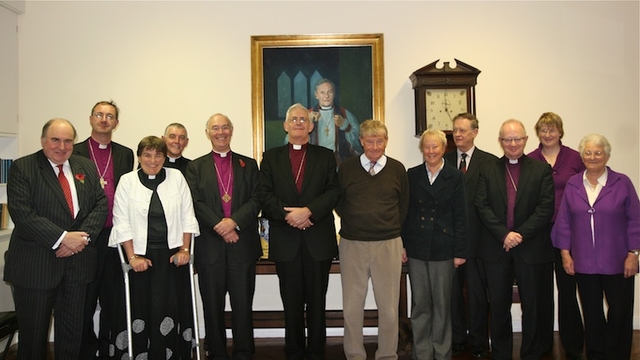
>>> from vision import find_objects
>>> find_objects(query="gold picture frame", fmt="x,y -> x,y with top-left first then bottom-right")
251,33 -> 385,163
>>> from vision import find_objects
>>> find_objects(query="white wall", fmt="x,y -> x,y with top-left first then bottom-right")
14,0 -> 640,335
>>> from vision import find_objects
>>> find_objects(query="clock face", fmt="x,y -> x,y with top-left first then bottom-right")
425,89 -> 468,131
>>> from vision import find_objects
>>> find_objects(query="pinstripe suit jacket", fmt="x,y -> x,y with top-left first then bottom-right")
4,150 -> 108,288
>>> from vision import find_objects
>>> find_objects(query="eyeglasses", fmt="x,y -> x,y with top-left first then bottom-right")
539,128 -> 559,135
208,125 -> 231,132
500,137 -> 526,145
92,112 -> 115,121
452,128 -> 470,135
583,150 -> 605,158
287,117 -> 308,124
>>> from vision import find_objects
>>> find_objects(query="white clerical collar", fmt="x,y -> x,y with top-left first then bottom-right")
148,174 -> 156,180
320,105 -> 333,111
90,137 -> 109,149
508,158 -> 519,164
168,156 -> 181,163
213,150 -> 230,157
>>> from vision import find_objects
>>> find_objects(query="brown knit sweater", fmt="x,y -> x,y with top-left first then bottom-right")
336,156 -> 409,241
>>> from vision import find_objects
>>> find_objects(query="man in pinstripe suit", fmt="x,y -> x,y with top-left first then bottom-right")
4,119 -> 108,360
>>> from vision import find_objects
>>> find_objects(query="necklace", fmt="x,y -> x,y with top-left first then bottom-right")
214,155 -> 233,203
505,164 -> 518,192
294,150 -> 307,187
320,110 -> 332,137
88,141 -> 112,189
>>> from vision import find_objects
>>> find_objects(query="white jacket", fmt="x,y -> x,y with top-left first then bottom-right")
109,168 -> 200,254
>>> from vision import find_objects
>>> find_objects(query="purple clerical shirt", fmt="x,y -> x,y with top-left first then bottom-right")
288,143 -> 307,194
89,138 -> 115,228
528,141 -> 585,222
505,159 -> 521,230
212,151 -> 234,217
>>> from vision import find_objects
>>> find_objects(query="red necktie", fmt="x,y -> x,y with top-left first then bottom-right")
459,153 -> 467,174
57,164 -> 74,218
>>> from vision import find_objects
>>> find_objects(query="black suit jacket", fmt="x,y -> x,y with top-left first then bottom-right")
258,144 -> 340,262
73,138 -> 134,190
4,151 -> 108,288
402,162 -> 469,261
475,155 -> 555,264
444,148 -> 498,257
186,151 -> 262,265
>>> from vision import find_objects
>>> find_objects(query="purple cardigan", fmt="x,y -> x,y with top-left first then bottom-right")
528,142 -> 585,222
551,167 -> 640,275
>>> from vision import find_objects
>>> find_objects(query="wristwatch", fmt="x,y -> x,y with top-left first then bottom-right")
629,250 -> 640,256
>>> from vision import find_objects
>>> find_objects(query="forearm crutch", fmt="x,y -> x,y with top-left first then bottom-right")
116,244 -> 134,360
117,238 -> 201,359
188,234 -> 202,360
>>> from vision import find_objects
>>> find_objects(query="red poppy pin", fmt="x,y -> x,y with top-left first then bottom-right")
239,159 -> 246,168
75,173 -> 85,184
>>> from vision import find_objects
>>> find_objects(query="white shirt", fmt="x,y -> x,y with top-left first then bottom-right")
456,146 -> 476,169
49,159 -> 79,249
582,168 -> 608,246
360,154 -> 387,175
425,158 -> 445,184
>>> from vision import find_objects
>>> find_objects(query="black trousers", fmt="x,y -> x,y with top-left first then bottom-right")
554,248 -> 584,356
14,281 -> 86,360
197,246 -> 257,360
80,228 -> 125,360
451,257 -> 490,351
275,243 -> 332,360
484,258 -> 553,360
575,273 -> 634,360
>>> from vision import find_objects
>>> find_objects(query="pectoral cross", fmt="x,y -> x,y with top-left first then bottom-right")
222,192 -> 231,203
100,177 -> 107,189
324,126 -> 330,137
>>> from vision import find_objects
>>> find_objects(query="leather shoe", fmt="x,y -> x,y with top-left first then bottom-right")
471,348 -> 488,358
452,343 -> 466,355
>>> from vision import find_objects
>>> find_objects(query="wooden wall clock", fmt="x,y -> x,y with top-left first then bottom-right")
410,59 -> 481,150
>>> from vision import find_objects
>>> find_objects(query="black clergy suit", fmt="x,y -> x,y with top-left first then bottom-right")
4,151 -> 107,359
73,138 -> 134,359
258,144 -> 340,360
186,151 -> 261,360
164,155 -> 191,176
444,148 -> 497,353
475,155 -> 554,360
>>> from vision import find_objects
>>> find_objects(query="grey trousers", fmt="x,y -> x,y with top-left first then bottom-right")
340,237 -> 403,360
407,258 -> 455,360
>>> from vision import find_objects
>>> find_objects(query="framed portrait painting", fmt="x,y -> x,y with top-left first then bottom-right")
251,33 -> 385,164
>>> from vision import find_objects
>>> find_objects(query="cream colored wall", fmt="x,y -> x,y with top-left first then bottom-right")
15,0 -> 640,334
